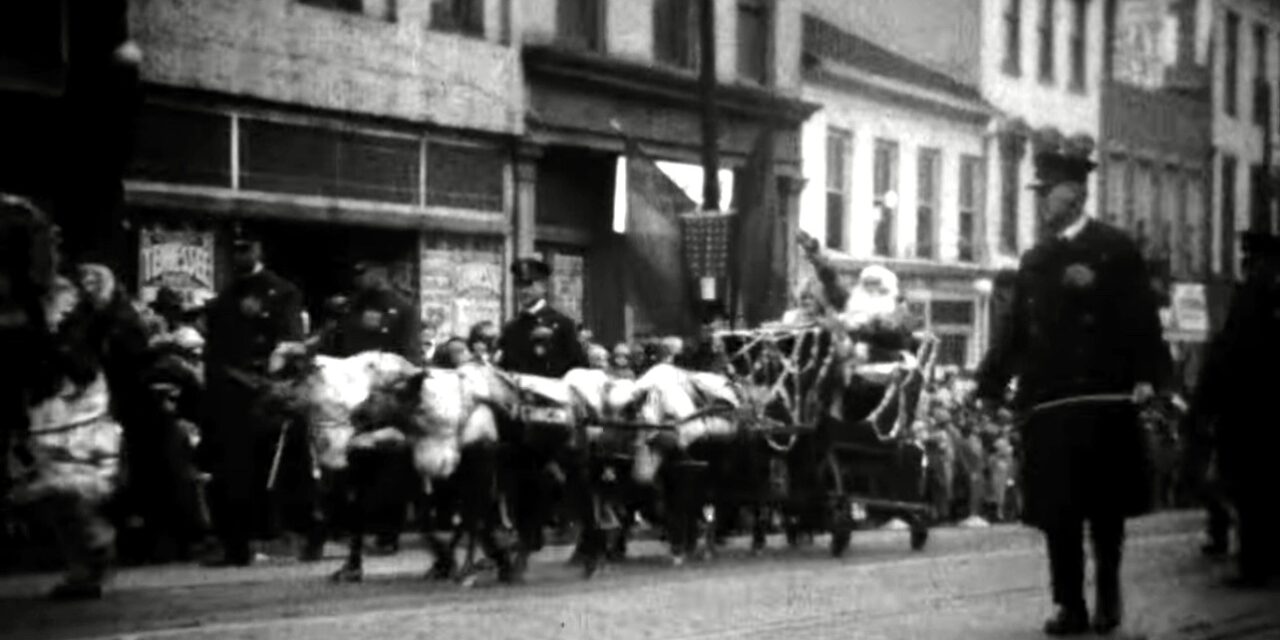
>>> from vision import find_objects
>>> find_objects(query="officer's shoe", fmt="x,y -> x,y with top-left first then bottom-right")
1043,605 -> 1090,636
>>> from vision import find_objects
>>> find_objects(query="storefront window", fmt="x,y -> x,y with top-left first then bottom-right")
426,141 -> 505,211
130,104 -> 232,187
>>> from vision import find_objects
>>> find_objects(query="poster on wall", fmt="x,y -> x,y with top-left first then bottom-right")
138,226 -> 216,308
548,251 -> 585,324
419,235 -> 504,345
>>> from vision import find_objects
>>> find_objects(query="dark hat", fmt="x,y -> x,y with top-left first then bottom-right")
1027,151 -> 1097,192
1241,231 -> 1280,258
231,227 -> 262,250
511,257 -> 551,284
151,286 -> 185,313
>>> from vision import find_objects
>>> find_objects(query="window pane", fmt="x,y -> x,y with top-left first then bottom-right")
129,105 -> 232,187
737,2 -> 767,83
959,212 -> 976,261
1225,12 -> 1239,115
874,140 -> 898,257
427,142 -> 504,211
240,119 -> 336,197
430,0 -> 484,36
1221,156 -> 1237,274
826,193 -> 845,250
932,300 -> 974,325
334,133 -> 419,204
917,149 -> 939,259
654,0 -> 699,69
1039,0 -> 1055,81
558,0 -> 602,51
1000,148 -> 1019,254
1004,0 -> 1022,75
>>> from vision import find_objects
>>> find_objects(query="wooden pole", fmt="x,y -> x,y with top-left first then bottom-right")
699,0 -> 720,213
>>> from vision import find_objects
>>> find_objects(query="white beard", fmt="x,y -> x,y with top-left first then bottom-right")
842,286 -> 898,327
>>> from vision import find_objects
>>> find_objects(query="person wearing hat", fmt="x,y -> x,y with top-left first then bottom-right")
324,259 -> 422,555
976,146 -> 1169,635
1188,230 -> 1280,588
201,232 -> 305,567
494,257 -> 589,563
496,257 -> 587,378
329,261 -> 422,366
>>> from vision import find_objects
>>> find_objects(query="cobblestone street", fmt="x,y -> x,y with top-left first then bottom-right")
1,511 -> 1276,640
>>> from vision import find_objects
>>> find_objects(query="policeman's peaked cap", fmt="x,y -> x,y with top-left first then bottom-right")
511,257 -> 551,283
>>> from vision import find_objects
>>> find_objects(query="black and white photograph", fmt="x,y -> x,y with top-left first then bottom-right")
1,0 -> 1278,638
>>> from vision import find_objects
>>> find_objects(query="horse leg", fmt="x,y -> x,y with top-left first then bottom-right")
330,459 -> 367,582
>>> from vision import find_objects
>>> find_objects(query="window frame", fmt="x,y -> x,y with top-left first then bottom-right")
873,139 -> 900,258
1221,154 -> 1237,276
1225,10 -> 1240,117
429,0 -> 486,38
557,0 -> 606,53
999,145 -> 1019,255
1037,0 -> 1056,84
915,148 -> 941,260
958,154 -> 983,263
653,0 -> 700,70
1003,0 -> 1023,77
1068,0 -> 1086,92
1254,23 -> 1269,126
825,127 -> 852,251
736,0 -> 771,84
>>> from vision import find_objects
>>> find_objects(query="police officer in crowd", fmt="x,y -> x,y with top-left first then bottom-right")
325,260 -> 423,555
496,257 -> 587,377
976,146 -> 1168,635
201,233 -> 304,567
330,261 -> 422,365
1189,231 -> 1280,587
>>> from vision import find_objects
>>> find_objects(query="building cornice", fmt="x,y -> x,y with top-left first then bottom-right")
522,45 -> 821,127
803,61 -> 994,127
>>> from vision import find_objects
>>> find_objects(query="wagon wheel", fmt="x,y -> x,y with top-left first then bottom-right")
820,450 -> 851,558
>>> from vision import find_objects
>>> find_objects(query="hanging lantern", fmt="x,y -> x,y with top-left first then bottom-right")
680,209 -> 734,280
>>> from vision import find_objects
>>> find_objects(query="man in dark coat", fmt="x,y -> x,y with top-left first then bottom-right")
496,258 -> 587,378
976,149 -> 1168,636
324,260 -> 423,555
1190,231 -> 1280,587
495,257 -> 589,566
201,234 -> 304,566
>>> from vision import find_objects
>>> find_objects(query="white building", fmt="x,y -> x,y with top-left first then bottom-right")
798,15 -> 997,368
805,0 -> 1108,271
1207,0 -> 1279,279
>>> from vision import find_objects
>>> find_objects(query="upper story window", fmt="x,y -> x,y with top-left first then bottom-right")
1254,23 -> 1269,126
1225,10 -> 1239,117
825,128 -> 852,251
1038,0 -> 1055,83
737,0 -> 769,84
916,148 -> 941,260
1003,0 -> 1022,76
430,0 -> 485,37
558,0 -> 605,52
958,155 -> 983,262
298,0 -> 395,21
873,139 -> 899,258
1069,0 -> 1086,91
654,0 -> 700,70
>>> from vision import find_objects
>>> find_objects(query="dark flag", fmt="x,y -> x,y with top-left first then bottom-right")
730,128 -> 782,327
619,140 -> 702,339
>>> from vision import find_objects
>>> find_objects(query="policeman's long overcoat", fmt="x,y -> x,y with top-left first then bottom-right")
977,220 -> 1168,530
332,288 -> 423,365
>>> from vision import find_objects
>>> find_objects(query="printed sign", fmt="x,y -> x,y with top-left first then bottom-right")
1169,282 -> 1208,334
419,235 -> 504,344
548,251 -> 585,323
1113,0 -> 1177,90
138,227 -> 216,307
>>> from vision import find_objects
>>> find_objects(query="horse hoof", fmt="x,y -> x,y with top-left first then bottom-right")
330,566 -> 363,583
458,574 -> 480,589
426,563 -> 455,581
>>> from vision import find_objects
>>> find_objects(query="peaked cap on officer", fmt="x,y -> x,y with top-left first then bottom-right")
511,257 -> 552,285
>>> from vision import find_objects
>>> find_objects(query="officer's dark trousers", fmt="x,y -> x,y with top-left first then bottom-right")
1044,516 -> 1124,612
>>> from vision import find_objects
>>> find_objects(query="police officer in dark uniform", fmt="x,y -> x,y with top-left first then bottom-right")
202,233 -> 304,566
976,145 -> 1168,635
1190,231 -> 1280,588
494,257 -> 589,572
330,261 -> 422,364
325,260 -> 423,555
496,257 -> 587,377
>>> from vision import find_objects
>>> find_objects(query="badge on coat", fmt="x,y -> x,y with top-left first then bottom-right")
239,295 -> 263,318
360,309 -> 385,331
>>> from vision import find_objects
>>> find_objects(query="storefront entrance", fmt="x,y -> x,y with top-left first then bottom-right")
255,221 -> 418,324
